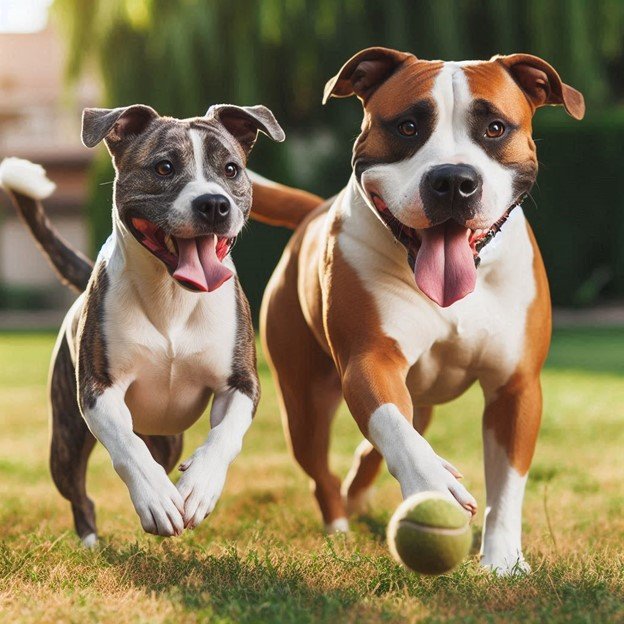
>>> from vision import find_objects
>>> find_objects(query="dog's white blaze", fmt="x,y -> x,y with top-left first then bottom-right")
360,63 -> 515,231
190,129 -> 208,182
450,64 -> 517,227
170,129 -> 244,235
480,427 -> 530,575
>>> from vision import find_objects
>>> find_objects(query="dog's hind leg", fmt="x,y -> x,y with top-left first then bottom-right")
140,434 -> 184,474
266,331 -> 344,532
341,441 -> 382,516
342,406 -> 434,516
413,405 -> 434,434
269,343 -> 344,531
261,262 -> 345,533
49,332 -> 99,547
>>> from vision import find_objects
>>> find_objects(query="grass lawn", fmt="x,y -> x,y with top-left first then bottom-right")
0,327 -> 622,623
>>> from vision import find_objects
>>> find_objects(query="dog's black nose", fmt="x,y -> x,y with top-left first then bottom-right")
192,194 -> 230,222
421,164 -> 483,223
427,164 -> 481,198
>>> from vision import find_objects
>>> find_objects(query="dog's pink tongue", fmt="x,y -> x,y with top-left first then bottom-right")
173,235 -> 233,292
414,221 -> 476,307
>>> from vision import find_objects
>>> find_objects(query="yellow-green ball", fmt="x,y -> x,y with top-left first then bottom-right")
387,492 -> 471,575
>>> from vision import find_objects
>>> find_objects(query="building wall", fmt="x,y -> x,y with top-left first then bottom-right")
1,216 -> 87,283
0,20 -> 100,308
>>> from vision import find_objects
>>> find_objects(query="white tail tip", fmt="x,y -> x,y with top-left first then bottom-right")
0,157 -> 56,200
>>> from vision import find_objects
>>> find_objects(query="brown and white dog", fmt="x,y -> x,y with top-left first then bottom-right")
251,48 -> 585,574
0,103 -> 285,545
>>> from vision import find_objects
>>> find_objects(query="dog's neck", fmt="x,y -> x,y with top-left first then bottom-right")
337,176 -> 413,265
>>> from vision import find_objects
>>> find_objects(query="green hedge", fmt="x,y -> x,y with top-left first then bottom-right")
530,109 -> 624,306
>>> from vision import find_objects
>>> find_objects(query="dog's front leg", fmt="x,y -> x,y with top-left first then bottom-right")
81,386 -> 185,537
479,374 -> 542,575
341,351 -> 477,515
176,389 -> 254,528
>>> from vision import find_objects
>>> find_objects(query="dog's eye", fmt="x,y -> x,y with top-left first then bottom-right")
224,163 -> 239,179
155,160 -> 174,176
485,121 -> 505,138
398,120 -> 417,137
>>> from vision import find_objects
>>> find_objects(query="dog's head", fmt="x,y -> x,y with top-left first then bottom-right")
324,48 -> 585,307
81,104 -> 284,292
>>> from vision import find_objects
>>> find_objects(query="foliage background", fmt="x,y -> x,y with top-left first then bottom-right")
54,0 -> 624,316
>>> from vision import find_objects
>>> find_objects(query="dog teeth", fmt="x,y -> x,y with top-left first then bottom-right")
164,235 -> 176,254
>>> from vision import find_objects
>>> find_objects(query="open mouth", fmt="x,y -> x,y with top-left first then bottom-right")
128,217 -> 235,292
370,193 -> 525,307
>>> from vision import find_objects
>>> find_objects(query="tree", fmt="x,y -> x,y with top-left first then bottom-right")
53,0 -> 624,309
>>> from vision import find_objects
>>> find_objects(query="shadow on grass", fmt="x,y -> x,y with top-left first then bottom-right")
96,539 -> 624,624
3,529 -> 623,623
352,513 -> 389,542
99,541 -> 392,623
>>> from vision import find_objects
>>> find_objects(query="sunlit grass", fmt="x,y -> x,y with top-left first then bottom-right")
0,329 -> 622,623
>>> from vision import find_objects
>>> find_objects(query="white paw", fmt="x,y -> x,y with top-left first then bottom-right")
0,157 -> 56,199
435,453 -> 477,517
125,464 -> 185,537
176,446 -> 228,529
325,517 -> 350,533
397,443 -> 477,517
81,532 -> 98,549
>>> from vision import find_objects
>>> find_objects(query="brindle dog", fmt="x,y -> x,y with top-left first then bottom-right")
0,103 -> 284,544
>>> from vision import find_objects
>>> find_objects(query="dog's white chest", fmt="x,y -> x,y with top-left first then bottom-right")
122,333 -> 225,435
103,273 -> 238,435
402,306 -> 515,404
339,206 -> 536,405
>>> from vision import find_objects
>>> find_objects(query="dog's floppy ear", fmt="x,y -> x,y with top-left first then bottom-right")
495,54 -> 585,120
207,104 -> 285,154
81,105 -> 160,148
323,47 -> 414,104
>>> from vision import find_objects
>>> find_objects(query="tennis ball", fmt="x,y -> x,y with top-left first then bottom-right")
387,492 -> 471,575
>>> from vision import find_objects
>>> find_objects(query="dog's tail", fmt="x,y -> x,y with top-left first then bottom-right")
249,171 -> 324,230
0,158 -> 93,292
